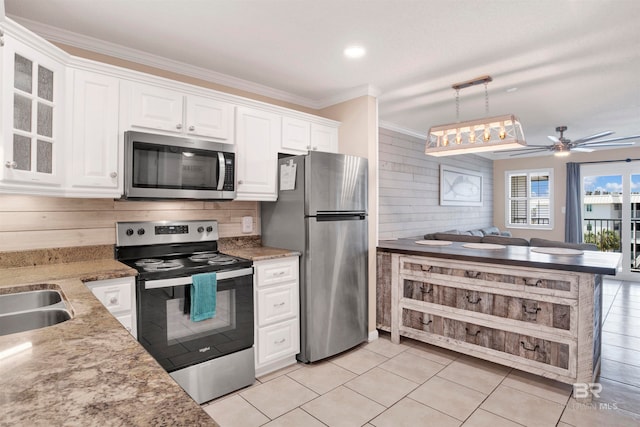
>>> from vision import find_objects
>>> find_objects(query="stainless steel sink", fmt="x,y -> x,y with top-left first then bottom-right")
0,290 -> 63,315
0,309 -> 72,336
0,289 -> 72,336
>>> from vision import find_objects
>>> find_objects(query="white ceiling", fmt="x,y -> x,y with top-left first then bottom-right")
4,0 -> 640,158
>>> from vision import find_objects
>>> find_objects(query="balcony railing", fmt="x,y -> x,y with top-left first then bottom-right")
583,218 -> 640,271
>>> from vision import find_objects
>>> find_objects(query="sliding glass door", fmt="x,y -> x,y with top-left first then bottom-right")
581,162 -> 639,279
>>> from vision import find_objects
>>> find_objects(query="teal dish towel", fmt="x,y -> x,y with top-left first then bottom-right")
191,272 -> 217,322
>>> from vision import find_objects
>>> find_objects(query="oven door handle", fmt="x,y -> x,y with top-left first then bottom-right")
144,267 -> 254,290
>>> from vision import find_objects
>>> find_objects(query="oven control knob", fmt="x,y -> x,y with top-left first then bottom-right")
206,226 -> 213,232
126,228 -> 134,236
137,228 -> 145,236
197,226 -> 205,233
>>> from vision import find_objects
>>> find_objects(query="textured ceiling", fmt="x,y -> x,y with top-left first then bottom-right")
5,0 -> 640,157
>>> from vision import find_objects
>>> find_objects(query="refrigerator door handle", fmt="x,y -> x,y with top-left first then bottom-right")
314,213 -> 366,221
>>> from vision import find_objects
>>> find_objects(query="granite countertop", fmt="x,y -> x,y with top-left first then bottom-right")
0,259 -> 218,426
222,246 -> 300,261
378,238 -> 622,275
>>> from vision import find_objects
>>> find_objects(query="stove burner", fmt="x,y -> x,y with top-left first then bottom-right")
135,258 -> 164,266
188,252 -> 219,262
207,254 -> 238,266
142,261 -> 183,272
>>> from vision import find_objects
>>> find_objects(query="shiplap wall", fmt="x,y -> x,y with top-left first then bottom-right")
378,128 -> 494,239
0,195 -> 259,251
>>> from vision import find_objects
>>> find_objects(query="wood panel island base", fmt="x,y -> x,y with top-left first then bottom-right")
376,239 -> 622,400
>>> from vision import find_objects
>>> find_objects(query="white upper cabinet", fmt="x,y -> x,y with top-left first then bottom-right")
66,67 -> 120,195
280,115 -> 338,155
235,106 -> 280,201
311,123 -> 338,153
281,116 -> 311,153
1,31 -> 65,188
126,82 -> 234,143
185,95 -> 233,141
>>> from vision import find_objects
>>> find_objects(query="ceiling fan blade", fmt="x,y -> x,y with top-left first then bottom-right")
579,134 -> 640,145
578,141 -> 637,147
572,147 -> 594,152
547,135 -> 561,143
572,131 -> 614,144
500,146 -> 551,153
509,150 -> 550,157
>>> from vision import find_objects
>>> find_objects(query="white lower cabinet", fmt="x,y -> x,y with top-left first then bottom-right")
254,256 -> 300,376
85,276 -> 137,338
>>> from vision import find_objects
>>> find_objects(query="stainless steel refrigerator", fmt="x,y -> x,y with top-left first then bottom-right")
261,151 -> 368,363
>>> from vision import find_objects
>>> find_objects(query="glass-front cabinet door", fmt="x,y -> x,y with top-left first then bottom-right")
2,34 -> 64,186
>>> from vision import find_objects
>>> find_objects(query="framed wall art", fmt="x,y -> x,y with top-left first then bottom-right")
440,164 -> 483,206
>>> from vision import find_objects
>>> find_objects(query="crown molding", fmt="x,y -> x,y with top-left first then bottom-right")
379,121 -> 427,140
316,84 -> 382,109
7,15 -> 331,109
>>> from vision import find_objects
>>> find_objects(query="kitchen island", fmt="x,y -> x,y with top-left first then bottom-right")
0,259 -> 218,426
377,238 -> 621,389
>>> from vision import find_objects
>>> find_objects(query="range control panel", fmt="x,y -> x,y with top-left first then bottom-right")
116,220 -> 219,246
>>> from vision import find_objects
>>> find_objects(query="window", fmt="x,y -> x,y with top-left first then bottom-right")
506,169 -> 553,228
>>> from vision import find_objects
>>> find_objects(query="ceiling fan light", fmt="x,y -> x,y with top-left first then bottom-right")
554,150 -> 570,157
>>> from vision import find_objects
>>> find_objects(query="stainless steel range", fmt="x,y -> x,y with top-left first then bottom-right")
115,220 -> 255,404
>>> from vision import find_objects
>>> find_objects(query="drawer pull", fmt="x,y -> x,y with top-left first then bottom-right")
420,284 -> 433,294
522,305 -> 542,315
465,294 -> 482,304
109,296 -> 119,305
274,338 -> 286,345
523,278 -> 543,287
421,319 -> 433,326
422,265 -> 433,272
273,302 -> 286,308
465,271 -> 481,279
520,341 -> 540,352
465,328 -> 481,337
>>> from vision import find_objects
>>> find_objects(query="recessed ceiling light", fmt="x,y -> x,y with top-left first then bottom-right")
506,87 -> 518,93
344,45 -> 366,59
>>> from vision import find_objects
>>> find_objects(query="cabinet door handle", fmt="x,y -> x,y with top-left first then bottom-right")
110,172 -> 117,178
5,161 -> 17,169
420,284 -> 433,294
522,305 -> 542,315
465,271 -> 481,279
520,341 -> 540,352
273,302 -> 285,307
465,327 -> 481,337
238,180 -> 243,185
109,296 -> 119,305
421,319 -> 433,326
176,123 -> 183,130
465,294 -> 482,304
523,278 -> 542,287
274,338 -> 286,344
188,125 -> 195,131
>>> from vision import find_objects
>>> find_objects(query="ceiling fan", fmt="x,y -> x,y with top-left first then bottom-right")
504,126 -> 640,157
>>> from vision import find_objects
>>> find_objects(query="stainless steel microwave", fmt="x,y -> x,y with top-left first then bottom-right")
123,131 -> 236,200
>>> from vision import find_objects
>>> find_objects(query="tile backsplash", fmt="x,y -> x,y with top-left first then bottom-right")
0,195 -> 259,251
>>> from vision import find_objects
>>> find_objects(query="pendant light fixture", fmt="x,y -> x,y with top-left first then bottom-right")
425,75 -> 526,156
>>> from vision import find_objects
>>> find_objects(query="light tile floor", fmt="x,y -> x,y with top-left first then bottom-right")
203,278 -> 640,426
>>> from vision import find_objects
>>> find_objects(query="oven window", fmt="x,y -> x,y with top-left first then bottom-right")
137,274 -> 253,372
132,142 -> 219,190
166,290 -> 234,343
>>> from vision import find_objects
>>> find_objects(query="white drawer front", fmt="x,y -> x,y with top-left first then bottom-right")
87,278 -> 133,313
257,319 -> 300,365
256,258 -> 298,287
258,283 -> 298,327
